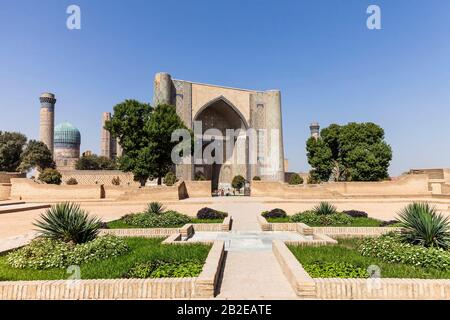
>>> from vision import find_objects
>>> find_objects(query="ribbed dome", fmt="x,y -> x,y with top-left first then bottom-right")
54,122 -> 81,146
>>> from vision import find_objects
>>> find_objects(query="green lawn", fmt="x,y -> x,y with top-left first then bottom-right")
266,216 -> 384,227
0,237 -> 211,281
288,238 -> 450,279
106,218 -> 224,229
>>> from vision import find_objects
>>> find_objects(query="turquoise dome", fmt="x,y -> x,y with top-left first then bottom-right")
54,122 -> 81,147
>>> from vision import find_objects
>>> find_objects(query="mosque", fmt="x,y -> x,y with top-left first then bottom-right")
39,93 -> 81,170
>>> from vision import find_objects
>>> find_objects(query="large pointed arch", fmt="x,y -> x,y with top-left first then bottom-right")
193,95 -> 249,129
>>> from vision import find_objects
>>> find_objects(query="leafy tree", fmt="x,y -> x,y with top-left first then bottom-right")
144,104 -> 189,185
164,171 -> 177,186
38,168 -> 62,185
105,102 -> 188,186
231,175 -> 246,190
18,140 -> 55,172
306,122 -> 392,182
104,100 -> 152,185
0,131 -> 27,172
75,154 -> 116,170
288,173 -> 303,185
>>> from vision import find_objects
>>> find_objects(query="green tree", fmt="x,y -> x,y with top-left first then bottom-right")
104,100 -> 152,186
0,131 -> 27,172
18,140 -> 55,172
75,154 -> 116,170
288,173 -> 303,185
38,168 -> 62,185
144,104 -> 190,185
306,122 -> 392,182
232,175 -> 246,190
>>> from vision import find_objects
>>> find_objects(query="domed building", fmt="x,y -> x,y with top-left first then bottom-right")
54,121 -> 81,170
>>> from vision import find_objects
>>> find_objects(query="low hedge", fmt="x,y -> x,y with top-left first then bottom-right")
7,236 -> 129,270
123,210 -> 192,228
358,235 -> 450,270
290,211 -> 353,226
302,262 -> 368,278
196,207 -> 228,220
262,208 -> 287,219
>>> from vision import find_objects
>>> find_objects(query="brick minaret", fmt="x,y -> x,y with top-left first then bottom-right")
39,93 -> 56,154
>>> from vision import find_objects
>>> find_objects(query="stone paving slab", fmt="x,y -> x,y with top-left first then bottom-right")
0,203 -> 50,214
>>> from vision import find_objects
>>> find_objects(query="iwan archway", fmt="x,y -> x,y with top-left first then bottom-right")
194,97 -> 249,192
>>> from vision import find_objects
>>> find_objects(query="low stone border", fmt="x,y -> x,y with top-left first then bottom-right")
285,233 -> 337,247
312,226 -> 401,239
275,240 -> 450,300
315,278 -> 450,300
258,215 -> 313,235
272,240 -> 316,298
100,217 -> 232,239
0,240 -> 225,300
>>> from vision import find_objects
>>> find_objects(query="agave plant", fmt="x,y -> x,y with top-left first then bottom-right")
397,202 -> 450,249
313,202 -> 338,216
146,202 -> 166,215
33,202 -> 101,244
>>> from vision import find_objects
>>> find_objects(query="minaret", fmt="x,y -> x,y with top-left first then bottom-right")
153,72 -> 172,106
101,112 -> 113,159
39,93 -> 56,154
310,122 -> 320,140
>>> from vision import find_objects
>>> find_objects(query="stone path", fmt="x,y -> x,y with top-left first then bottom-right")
206,200 -> 298,299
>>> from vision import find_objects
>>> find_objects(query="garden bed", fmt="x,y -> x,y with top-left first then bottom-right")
106,217 -> 224,229
0,237 -> 211,281
0,237 -> 225,299
288,238 -> 450,279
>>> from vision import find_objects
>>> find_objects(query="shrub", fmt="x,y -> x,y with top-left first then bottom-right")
288,173 -> 303,185
397,202 -> 450,249
262,208 -> 287,219
290,211 -> 353,226
124,210 -> 191,228
66,177 -> 78,185
111,176 -> 121,186
313,202 -> 337,215
164,171 -> 177,186
302,262 -> 368,278
343,210 -> 368,218
33,202 -> 101,244
380,220 -> 399,227
197,207 -> 228,220
7,235 -> 128,270
231,175 -> 246,190
358,235 -> 450,270
38,168 -> 62,185
252,176 -> 261,181
124,259 -> 203,279
146,201 -> 165,215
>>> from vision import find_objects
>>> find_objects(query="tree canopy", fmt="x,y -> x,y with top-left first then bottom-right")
0,131 -> 27,172
306,122 -> 392,182
18,140 -> 55,172
75,154 -> 116,170
105,101 -> 188,185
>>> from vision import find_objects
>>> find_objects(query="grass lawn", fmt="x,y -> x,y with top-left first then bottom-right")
0,237 -> 211,281
288,238 -> 450,279
265,215 -> 387,227
106,218 -> 224,229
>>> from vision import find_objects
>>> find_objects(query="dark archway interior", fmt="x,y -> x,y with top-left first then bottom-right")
194,98 -> 247,192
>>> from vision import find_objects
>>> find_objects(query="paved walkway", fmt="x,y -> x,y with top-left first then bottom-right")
209,200 -> 298,299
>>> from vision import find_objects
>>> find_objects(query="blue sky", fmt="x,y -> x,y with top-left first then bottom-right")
0,0 -> 449,175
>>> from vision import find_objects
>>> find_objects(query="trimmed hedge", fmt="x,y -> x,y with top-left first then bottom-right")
196,207 -> 228,220
262,208 -> 287,219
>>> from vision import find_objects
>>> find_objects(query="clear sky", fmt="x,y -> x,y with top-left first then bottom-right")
0,0 -> 449,176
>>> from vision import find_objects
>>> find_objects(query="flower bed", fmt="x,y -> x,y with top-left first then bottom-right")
0,237 -> 211,281
288,238 -> 450,279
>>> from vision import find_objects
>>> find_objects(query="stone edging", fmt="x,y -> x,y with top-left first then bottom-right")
99,217 -> 232,239
0,240 -> 225,300
312,226 -> 400,239
272,240 -> 316,298
274,240 -> 450,300
257,214 -> 400,239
